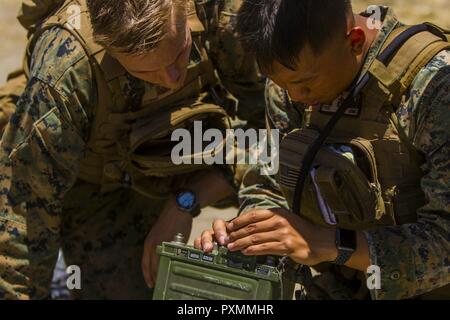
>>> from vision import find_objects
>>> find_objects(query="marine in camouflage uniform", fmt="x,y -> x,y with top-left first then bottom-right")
0,0 -> 266,299
238,6 -> 450,300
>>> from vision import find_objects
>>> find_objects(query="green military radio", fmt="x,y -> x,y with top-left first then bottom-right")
153,234 -> 296,300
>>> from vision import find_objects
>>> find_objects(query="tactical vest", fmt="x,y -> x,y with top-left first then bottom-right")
279,23 -> 450,230
24,0 -> 234,199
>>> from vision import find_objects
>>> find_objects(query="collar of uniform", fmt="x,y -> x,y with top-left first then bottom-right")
317,6 -> 401,114
357,6 -> 402,83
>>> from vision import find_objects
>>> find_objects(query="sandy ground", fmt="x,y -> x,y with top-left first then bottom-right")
0,0 -> 448,240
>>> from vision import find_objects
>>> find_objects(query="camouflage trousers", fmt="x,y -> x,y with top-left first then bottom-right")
0,180 -> 166,300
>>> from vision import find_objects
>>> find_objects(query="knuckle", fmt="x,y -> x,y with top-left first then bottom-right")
250,234 -> 259,245
280,227 -> 290,237
250,211 -> 258,222
283,239 -> 294,251
274,218 -> 285,228
264,210 -> 275,217
246,223 -> 257,233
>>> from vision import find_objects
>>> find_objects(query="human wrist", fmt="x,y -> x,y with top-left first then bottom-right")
186,170 -> 235,208
173,189 -> 201,218
164,195 -> 194,221
321,227 -> 339,263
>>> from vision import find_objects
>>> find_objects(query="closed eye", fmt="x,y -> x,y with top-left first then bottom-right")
291,75 -> 316,84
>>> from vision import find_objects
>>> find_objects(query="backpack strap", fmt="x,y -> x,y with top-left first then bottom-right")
368,24 -> 450,103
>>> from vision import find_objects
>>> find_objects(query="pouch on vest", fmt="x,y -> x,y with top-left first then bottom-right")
128,98 -> 230,177
98,93 -> 231,194
279,128 -> 391,230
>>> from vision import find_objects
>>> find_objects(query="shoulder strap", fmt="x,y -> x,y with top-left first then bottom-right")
187,0 -> 205,34
17,0 -> 65,31
364,24 -> 449,163
368,24 -> 450,103
27,0 -> 127,82
425,22 -> 450,41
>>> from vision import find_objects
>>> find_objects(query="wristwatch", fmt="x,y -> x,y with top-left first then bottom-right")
174,189 -> 201,218
334,228 -> 357,266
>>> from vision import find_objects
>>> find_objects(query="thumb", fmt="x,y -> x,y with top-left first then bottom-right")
141,245 -> 153,288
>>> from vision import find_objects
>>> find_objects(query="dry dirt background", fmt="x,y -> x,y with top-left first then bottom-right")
0,0 -> 448,243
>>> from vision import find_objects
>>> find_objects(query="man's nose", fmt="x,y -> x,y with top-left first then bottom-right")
289,87 -> 311,103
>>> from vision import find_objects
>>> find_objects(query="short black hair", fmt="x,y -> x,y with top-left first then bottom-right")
236,0 -> 352,73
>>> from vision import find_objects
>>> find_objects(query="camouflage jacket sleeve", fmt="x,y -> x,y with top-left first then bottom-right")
205,0 -> 266,129
238,80 -> 303,214
364,51 -> 450,300
0,29 -> 92,298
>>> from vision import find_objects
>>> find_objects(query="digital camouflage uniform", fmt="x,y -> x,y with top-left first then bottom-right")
238,7 -> 450,300
0,0 -> 266,299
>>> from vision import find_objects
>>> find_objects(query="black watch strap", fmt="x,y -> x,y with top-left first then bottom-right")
334,229 -> 356,266
334,248 -> 354,266
189,202 -> 201,218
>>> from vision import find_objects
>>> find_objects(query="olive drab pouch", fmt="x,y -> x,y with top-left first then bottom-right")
127,97 -> 230,177
279,128 -> 391,230
96,92 -> 231,198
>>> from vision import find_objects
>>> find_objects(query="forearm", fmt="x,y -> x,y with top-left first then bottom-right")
239,163 -> 290,214
0,152 -> 62,299
313,227 -> 371,272
345,231 -> 371,272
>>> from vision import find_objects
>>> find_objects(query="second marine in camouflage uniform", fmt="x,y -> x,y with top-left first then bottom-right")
238,6 -> 449,300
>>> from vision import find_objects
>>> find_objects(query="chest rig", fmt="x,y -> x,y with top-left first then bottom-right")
279,23 -> 450,230
26,0 -> 233,198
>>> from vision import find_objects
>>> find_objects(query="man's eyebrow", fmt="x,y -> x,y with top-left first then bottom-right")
128,50 -> 178,74
290,74 -> 316,84
129,29 -> 189,74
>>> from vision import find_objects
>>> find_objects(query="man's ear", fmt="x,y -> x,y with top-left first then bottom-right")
347,27 -> 366,55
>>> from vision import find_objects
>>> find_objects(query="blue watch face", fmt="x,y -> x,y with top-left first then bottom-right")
177,191 -> 196,210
